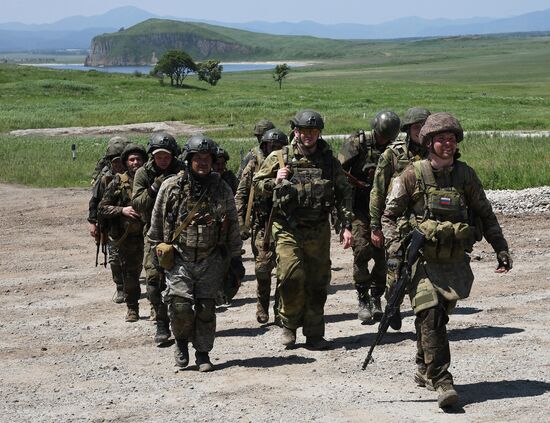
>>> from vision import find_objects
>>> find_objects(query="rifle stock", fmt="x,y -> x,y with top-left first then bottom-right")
362,228 -> 425,370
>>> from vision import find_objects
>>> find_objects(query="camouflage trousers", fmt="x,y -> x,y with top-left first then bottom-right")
351,217 -> 386,299
163,249 -> 224,352
251,225 -> 279,314
107,242 -> 123,292
273,219 -> 331,337
111,235 -> 144,307
143,238 -> 168,321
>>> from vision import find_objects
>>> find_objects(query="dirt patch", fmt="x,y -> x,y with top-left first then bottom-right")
0,183 -> 549,422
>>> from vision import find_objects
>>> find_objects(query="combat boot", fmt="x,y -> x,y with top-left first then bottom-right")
195,351 -> 214,372
154,320 -> 171,346
125,305 -> 139,322
281,326 -> 296,347
436,382 -> 459,408
149,304 -> 157,321
256,301 -> 269,324
114,288 -> 125,304
305,336 -> 332,351
174,338 -> 189,368
414,364 -> 434,391
358,293 -> 373,323
372,296 -> 383,322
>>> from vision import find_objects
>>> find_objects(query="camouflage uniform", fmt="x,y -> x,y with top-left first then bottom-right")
236,119 -> 275,180
254,138 -> 353,339
147,172 -> 242,355
98,172 -> 144,314
338,130 -> 388,312
235,146 -> 279,323
132,158 -> 183,324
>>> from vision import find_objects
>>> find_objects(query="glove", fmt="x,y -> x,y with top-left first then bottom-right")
151,175 -> 165,193
230,256 -> 245,281
496,251 -> 513,271
241,229 -> 251,241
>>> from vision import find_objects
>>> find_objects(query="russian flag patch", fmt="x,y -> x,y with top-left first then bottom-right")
439,197 -> 451,206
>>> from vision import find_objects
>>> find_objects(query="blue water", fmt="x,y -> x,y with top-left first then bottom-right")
34,63 -> 283,74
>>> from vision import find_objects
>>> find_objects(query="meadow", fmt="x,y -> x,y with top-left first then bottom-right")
1,32 -> 550,189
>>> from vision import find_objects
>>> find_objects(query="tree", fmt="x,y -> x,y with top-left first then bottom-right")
273,63 -> 290,89
197,60 -> 223,86
153,50 -> 197,87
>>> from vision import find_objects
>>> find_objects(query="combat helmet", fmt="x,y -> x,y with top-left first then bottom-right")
291,109 -> 324,130
146,132 -> 180,156
253,119 -> 275,137
261,128 -> 289,146
181,135 -> 219,163
400,107 -> 431,132
419,112 -> 464,146
216,147 -> 230,162
105,136 -> 131,159
120,143 -> 147,164
371,110 -> 401,141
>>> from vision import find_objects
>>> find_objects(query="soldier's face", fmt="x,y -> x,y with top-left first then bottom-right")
432,132 -> 457,159
153,151 -> 173,170
214,157 -> 226,173
295,127 -> 320,148
111,158 -> 125,174
126,154 -> 144,174
410,122 -> 424,145
191,152 -> 213,177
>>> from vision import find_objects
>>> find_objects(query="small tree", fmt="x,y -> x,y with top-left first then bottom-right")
153,50 -> 197,87
197,60 -> 223,86
273,63 -> 290,89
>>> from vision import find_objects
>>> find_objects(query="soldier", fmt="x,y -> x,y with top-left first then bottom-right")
337,110 -> 400,324
370,107 -> 431,329
382,112 -> 512,408
98,144 -> 147,322
236,119 -> 275,180
132,132 -> 183,345
214,147 -> 238,194
88,136 -> 130,303
235,128 -> 288,325
254,110 -> 354,350
148,135 -> 243,371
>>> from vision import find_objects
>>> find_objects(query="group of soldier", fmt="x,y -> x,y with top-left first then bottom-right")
87,108 -> 513,408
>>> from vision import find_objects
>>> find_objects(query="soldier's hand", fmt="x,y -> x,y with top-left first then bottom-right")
495,251 -> 513,273
275,166 -> 291,184
341,228 -> 353,249
240,228 -> 251,240
122,206 -> 140,219
89,223 -> 98,238
371,228 -> 385,249
151,175 -> 165,193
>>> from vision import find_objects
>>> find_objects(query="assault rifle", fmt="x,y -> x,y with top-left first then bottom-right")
362,228 -> 425,369
95,224 -> 108,268
263,150 -> 287,252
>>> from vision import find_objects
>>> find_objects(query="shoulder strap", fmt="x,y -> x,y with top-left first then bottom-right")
171,187 -> 208,242
276,149 -> 286,169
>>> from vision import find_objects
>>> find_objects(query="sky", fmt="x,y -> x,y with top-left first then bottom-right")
3,0 -> 550,25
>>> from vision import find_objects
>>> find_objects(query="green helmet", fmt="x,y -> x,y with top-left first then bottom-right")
146,132 -> 180,156
371,110 -> 400,141
120,143 -> 147,164
253,119 -> 275,137
291,109 -> 324,130
400,107 -> 431,132
216,147 -> 230,161
261,128 -> 289,146
105,136 -> 131,159
182,135 -> 218,163
419,112 -> 464,145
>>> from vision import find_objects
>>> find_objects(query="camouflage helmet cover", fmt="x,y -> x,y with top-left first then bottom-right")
261,128 -> 289,145
105,135 -> 131,159
419,112 -> 464,145
182,135 -> 218,162
120,143 -> 147,164
400,107 -> 431,131
371,110 -> 401,141
291,109 -> 324,130
146,132 -> 180,156
253,119 -> 275,137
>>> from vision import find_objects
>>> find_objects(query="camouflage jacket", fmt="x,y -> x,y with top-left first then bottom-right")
369,137 -> 429,229
337,130 -> 388,220
88,166 -> 115,224
147,172 -> 242,262
254,138 -> 354,227
98,172 -> 144,241
131,158 -> 183,229
236,144 -> 260,180
382,159 -> 508,256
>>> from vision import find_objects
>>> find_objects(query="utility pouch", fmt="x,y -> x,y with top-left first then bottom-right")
156,242 -> 175,270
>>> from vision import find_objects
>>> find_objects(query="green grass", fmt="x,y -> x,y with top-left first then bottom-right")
0,134 -> 547,189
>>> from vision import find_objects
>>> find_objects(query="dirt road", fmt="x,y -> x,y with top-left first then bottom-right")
0,183 -> 549,422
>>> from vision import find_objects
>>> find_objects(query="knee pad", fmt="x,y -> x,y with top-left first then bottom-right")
170,298 -> 194,321
195,299 -> 216,323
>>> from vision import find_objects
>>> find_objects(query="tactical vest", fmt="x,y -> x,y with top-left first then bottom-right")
250,148 -> 272,225
113,173 -> 143,240
413,160 -> 473,262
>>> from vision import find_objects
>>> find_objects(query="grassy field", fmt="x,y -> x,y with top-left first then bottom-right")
1,32 -> 550,189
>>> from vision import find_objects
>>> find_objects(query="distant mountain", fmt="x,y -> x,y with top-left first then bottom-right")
1,6 -> 550,53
